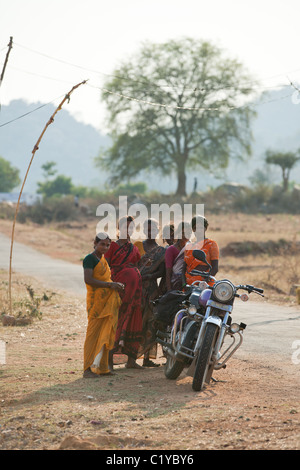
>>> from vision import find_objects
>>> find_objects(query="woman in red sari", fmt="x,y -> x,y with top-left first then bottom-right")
105,216 -> 143,369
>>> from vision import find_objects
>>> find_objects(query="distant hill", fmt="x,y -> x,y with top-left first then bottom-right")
232,86 -> 300,185
0,99 -> 110,192
1,88 -> 300,195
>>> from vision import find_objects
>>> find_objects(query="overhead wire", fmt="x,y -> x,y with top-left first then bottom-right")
0,94 -> 66,128
12,41 -> 297,93
0,40 -> 299,127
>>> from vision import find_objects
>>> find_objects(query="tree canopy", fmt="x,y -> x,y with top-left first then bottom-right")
96,38 -> 256,196
37,161 -> 73,198
0,156 -> 20,192
265,149 -> 300,191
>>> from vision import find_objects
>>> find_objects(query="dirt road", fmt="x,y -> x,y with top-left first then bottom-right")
0,231 -> 299,450
0,233 -> 85,296
1,232 -> 299,368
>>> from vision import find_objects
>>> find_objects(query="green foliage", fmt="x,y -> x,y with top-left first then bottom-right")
0,156 -> 20,192
37,161 -> 74,198
41,161 -> 57,179
113,182 -> 147,195
249,167 -> 274,188
265,149 -> 300,191
97,38 -> 256,196
232,185 -> 300,214
37,175 -> 73,198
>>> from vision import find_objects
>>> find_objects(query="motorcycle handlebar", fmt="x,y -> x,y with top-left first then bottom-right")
190,269 -> 213,279
238,284 -> 264,295
246,284 -> 264,294
187,277 -> 264,295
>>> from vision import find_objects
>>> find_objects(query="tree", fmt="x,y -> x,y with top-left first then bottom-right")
265,149 -> 300,192
41,161 -> 57,180
37,175 -> 73,198
0,156 -> 20,191
96,38 -> 256,196
37,161 -> 73,198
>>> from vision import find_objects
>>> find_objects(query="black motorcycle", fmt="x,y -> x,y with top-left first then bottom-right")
155,249 -> 264,391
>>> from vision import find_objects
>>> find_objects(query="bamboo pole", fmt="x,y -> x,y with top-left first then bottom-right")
8,80 -> 87,314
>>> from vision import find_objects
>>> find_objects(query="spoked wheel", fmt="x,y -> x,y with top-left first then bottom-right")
192,323 -> 218,391
165,321 -> 198,380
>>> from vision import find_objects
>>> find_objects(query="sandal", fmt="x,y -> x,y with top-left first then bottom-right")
126,359 -> 144,369
143,359 -> 160,367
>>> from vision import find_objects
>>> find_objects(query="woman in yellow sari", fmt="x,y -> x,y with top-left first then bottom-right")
83,233 -> 124,378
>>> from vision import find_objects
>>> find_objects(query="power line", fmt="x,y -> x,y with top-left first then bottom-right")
89,82 -> 295,112
13,41 -> 297,94
0,39 -> 297,127
0,95 -> 66,128
0,83 -> 294,130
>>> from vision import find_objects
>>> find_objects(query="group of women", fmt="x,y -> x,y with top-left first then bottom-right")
82,214 -> 219,378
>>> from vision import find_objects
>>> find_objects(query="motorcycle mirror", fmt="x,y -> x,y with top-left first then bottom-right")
192,249 -> 210,267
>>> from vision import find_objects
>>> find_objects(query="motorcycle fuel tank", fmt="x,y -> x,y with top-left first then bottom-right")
198,289 -> 212,306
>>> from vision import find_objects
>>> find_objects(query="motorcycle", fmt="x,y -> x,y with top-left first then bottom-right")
155,249 -> 264,391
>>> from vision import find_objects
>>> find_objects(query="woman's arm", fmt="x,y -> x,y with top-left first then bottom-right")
181,261 -> 187,287
84,269 -> 124,292
166,267 -> 173,291
210,259 -> 218,276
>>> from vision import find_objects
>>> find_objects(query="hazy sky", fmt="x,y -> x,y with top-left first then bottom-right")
1,0 -> 300,131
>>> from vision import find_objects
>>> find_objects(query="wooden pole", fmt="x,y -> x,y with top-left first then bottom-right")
8,80 -> 87,314
0,36 -> 13,87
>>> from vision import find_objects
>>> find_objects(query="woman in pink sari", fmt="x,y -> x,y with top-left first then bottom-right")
165,222 -> 192,291
105,216 -> 143,369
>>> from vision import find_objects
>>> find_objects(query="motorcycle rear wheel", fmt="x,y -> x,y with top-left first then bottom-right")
192,323 -> 218,391
165,321 -> 198,380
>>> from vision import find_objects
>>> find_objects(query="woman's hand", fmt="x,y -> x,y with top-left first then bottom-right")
110,282 -> 125,293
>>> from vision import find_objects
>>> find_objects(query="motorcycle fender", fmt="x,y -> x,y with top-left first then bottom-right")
206,315 -> 222,328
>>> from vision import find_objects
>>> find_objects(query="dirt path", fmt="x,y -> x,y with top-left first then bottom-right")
0,233 -> 85,296
0,232 -> 299,450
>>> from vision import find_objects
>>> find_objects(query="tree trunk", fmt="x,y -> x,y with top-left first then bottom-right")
175,166 -> 187,196
282,169 -> 289,192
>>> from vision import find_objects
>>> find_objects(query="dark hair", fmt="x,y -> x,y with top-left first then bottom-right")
143,218 -> 159,229
118,215 -> 135,228
175,221 -> 192,240
95,232 -> 111,243
191,215 -> 208,231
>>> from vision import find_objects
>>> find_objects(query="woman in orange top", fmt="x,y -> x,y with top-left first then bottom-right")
183,215 -> 219,287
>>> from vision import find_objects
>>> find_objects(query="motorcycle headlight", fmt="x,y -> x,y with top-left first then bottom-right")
213,281 -> 235,303
188,305 -> 197,316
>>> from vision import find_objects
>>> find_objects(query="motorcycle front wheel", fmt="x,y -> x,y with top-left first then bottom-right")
164,321 -> 198,380
192,323 -> 218,391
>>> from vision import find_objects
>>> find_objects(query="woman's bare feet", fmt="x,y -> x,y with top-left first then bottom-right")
83,368 -> 100,378
126,357 -> 143,369
108,351 -> 114,371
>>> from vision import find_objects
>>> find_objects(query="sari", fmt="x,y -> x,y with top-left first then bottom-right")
136,242 -> 166,358
83,254 -> 121,375
170,246 -> 186,290
105,241 -> 143,360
